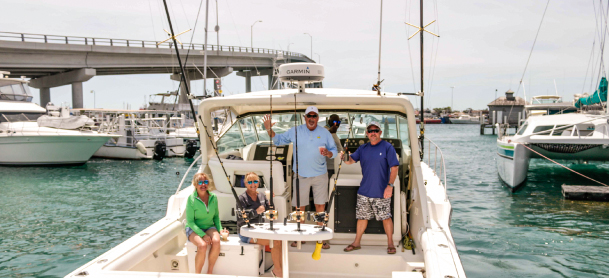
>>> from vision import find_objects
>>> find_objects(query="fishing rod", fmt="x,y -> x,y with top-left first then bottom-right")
161,0 -> 251,226
264,93 -> 278,230
288,94 -> 304,231
309,115 -> 355,230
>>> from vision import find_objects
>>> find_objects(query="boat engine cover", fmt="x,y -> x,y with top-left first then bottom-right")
184,140 -> 198,159
153,141 -> 166,160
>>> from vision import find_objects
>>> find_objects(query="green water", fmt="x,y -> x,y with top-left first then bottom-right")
1,125 -> 609,277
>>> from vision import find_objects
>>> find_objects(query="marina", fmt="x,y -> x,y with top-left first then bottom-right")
3,0 -> 609,277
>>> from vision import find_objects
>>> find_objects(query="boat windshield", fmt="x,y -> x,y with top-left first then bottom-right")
0,83 -> 33,102
216,111 -> 410,154
0,112 -> 45,123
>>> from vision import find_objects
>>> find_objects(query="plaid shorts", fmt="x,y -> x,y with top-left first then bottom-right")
355,194 -> 392,221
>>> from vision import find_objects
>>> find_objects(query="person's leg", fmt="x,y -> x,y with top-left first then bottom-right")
312,173 -> 330,248
255,239 -> 283,277
346,194 -> 372,251
189,232 -> 208,274
205,228 -> 221,274
383,218 -> 394,247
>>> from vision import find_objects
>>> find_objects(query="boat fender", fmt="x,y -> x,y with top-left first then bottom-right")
401,191 -> 408,234
153,141 -> 166,160
135,141 -> 147,155
184,139 -> 198,159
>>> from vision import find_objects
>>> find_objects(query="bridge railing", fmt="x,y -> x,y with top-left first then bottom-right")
0,31 -> 307,58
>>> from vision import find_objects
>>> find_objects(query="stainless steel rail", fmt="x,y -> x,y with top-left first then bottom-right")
0,31 -> 307,58
423,137 -> 448,201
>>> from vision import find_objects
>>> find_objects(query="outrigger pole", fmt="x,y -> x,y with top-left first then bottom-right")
161,0 -> 251,225
294,94 -> 303,231
266,93 -> 278,230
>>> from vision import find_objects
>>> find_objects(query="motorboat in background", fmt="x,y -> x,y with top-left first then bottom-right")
450,114 -> 480,124
497,78 -> 609,189
0,72 -> 117,166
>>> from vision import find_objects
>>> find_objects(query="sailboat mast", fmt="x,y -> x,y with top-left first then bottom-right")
419,0 -> 425,157
377,0 -> 383,87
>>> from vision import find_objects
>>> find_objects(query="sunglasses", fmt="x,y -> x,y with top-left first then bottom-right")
332,120 -> 341,125
367,129 -> 381,133
247,180 -> 259,185
305,114 -> 318,118
198,180 -> 209,185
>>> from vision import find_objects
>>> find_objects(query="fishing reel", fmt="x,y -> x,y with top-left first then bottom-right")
233,208 -> 255,227
262,209 -> 278,221
306,211 -> 328,224
287,210 -> 305,222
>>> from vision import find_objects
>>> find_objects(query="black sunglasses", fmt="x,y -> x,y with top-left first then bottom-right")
367,129 -> 381,133
305,114 -> 318,118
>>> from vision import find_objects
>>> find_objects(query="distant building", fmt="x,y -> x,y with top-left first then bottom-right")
487,90 -> 525,125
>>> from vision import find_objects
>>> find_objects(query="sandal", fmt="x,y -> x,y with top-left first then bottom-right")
271,269 -> 281,277
290,241 -> 306,247
322,242 -> 330,249
387,246 -> 396,254
343,244 -> 361,252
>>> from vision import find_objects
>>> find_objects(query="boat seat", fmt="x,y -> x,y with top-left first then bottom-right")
186,234 -> 264,275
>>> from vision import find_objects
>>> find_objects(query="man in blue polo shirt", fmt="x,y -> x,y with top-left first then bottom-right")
341,121 -> 399,254
262,106 -> 337,248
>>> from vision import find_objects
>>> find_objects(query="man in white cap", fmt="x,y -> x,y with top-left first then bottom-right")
341,121 -> 399,254
262,106 -> 337,249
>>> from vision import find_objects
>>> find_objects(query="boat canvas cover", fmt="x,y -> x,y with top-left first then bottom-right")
575,77 -> 607,108
37,115 -> 94,130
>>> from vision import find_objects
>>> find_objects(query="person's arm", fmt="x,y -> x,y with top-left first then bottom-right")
325,132 -> 338,159
272,126 -> 294,146
343,145 -> 361,165
186,199 -> 206,237
332,133 -> 344,153
384,166 -> 399,199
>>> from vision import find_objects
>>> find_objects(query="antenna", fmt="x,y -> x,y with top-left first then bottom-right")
375,0 -> 383,95
405,0 -> 439,159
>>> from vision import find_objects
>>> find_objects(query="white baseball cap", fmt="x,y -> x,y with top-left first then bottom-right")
367,121 -> 381,129
304,106 -> 319,115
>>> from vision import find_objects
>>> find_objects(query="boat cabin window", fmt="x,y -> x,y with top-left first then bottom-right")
0,83 -> 33,102
532,125 -> 554,135
350,113 -> 398,138
0,112 -> 45,123
517,123 -> 528,135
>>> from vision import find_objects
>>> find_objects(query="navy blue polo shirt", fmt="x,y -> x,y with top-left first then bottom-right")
350,140 -> 400,198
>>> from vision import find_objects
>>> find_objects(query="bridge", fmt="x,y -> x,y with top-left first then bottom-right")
0,31 -> 314,108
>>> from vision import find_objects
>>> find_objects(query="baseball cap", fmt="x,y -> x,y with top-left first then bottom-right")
366,121 -> 381,129
305,106 -> 319,115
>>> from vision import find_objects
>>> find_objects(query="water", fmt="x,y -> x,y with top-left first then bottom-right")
1,125 -> 609,277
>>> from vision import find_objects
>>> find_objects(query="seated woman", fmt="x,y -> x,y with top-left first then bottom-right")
185,172 -> 227,274
237,172 -> 283,277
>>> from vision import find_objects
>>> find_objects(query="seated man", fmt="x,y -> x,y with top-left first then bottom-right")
237,172 -> 283,277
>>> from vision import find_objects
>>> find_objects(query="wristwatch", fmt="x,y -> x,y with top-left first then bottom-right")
387,183 -> 394,187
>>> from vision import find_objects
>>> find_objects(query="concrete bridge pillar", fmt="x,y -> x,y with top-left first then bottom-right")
39,87 -> 51,108
245,75 -> 251,93
71,82 -> 84,108
29,68 -> 96,109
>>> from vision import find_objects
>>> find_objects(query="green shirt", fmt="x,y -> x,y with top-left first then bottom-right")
185,190 -> 222,237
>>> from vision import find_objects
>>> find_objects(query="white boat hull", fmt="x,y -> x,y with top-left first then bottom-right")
94,145 -> 152,160
496,141 -> 529,189
0,134 -> 112,165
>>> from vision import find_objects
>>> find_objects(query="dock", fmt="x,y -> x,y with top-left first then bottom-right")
562,185 -> 609,201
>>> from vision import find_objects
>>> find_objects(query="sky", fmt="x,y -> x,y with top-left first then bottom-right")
1,0 -> 606,110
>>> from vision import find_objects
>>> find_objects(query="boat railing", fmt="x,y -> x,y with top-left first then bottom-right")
0,31 -> 308,59
423,138 -> 448,201
175,154 -> 203,195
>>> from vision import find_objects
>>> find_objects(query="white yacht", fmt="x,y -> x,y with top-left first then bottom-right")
497,78 -> 609,189
450,115 -> 480,124
0,73 -> 117,166
66,64 -> 465,278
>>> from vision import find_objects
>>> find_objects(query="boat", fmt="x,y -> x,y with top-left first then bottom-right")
78,109 -> 191,160
525,95 -> 578,116
449,115 -> 480,124
66,63 -> 465,278
496,78 -> 609,190
0,72 -> 118,165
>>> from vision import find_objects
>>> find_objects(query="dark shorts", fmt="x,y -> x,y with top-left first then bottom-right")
355,194 -> 392,221
185,226 -> 217,242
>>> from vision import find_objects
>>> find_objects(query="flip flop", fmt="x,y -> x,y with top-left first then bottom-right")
387,246 -> 396,254
343,244 -> 361,252
290,241 -> 306,247
322,242 -> 330,249
271,269 -> 281,278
